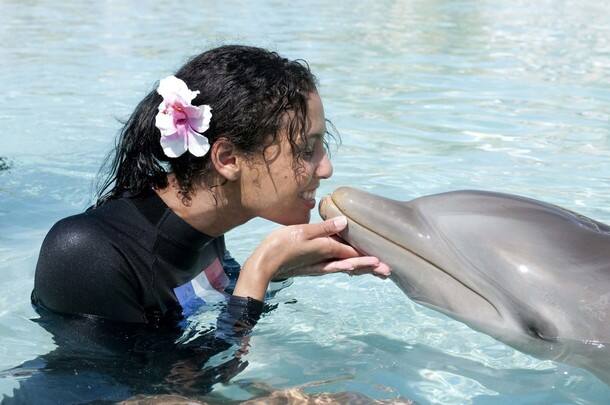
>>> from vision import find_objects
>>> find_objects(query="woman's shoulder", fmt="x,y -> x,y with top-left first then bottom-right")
42,197 -> 155,254
33,210 -> 146,322
36,195 -> 152,272
35,211 -> 123,293
41,210 -> 113,255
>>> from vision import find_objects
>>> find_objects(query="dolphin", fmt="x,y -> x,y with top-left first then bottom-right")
319,187 -> 610,385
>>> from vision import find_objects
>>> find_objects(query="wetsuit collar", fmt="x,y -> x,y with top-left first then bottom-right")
130,188 -> 214,250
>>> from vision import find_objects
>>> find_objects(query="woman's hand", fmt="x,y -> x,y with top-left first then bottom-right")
234,216 -> 391,301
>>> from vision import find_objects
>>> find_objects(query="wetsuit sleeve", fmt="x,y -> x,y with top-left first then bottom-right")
215,295 -> 264,343
33,216 -> 147,323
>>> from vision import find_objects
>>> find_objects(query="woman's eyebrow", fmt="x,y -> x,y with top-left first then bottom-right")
308,131 -> 326,139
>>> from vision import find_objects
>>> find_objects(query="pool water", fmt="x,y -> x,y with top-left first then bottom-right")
1,0 -> 610,403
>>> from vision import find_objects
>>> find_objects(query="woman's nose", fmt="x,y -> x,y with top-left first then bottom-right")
316,152 -> 333,179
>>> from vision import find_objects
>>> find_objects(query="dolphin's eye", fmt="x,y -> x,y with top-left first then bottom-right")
528,326 -> 545,340
519,308 -> 559,342
526,324 -> 557,342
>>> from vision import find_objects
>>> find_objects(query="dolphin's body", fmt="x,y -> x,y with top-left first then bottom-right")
320,187 -> 610,384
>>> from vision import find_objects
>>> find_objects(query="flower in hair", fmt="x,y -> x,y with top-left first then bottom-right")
154,75 -> 212,158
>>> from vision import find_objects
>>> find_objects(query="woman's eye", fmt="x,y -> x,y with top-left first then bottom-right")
302,143 -> 316,159
304,148 -> 315,158
302,138 -> 324,160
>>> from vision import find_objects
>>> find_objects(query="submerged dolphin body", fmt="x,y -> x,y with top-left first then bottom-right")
320,187 -> 610,384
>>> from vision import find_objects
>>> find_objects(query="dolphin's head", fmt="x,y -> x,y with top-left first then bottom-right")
320,187 -> 610,360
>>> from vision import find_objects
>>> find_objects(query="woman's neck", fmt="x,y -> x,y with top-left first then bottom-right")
154,174 -> 252,237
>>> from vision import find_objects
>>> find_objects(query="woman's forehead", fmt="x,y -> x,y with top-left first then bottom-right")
306,92 -> 326,136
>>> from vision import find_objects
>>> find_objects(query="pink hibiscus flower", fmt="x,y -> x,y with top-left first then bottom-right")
154,75 -> 212,158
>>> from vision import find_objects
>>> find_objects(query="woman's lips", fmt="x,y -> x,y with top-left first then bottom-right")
300,189 -> 317,209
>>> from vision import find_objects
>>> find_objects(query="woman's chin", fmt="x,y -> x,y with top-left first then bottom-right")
284,214 -> 312,226
269,211 -> 312,226
259,199 -> 315,225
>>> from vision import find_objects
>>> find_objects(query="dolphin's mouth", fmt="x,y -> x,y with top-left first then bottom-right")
328,194 -> 442,277
322,192 -> 502,323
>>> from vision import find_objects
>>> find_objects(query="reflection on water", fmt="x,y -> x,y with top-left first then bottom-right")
122,390 -> 413,405
1,0 -> 610,403
2,306 -> 249,403
0,158 -> 11,172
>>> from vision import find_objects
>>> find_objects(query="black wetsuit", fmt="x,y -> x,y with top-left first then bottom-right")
2,190 -> 272,403
31,188 -> 263,325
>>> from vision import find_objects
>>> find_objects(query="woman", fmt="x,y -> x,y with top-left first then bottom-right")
32,45 -> 390,330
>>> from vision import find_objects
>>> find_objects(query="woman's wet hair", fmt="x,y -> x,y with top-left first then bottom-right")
96,45 -> 323,205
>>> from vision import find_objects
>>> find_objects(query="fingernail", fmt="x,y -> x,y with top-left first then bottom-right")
333,216 -> 347,229
376,265 -> 390,276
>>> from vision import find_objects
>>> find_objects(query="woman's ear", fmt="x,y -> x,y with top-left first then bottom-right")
210,138 -> 241,181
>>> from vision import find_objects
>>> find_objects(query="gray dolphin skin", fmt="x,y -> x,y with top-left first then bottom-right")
319,187 -> 610,385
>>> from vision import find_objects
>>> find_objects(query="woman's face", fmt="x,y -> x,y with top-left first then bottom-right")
240,91 -> 333,225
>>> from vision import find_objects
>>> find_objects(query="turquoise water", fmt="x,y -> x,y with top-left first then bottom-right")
1,0 -> 610,403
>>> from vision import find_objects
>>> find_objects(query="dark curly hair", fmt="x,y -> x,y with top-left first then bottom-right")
96,45 -> 330,205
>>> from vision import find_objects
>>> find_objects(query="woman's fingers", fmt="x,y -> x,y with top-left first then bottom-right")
321,257 -> 391,276
284,257 -> 391,279
336,260 -> 391,277
291,218 -> 365,260
372,261 -> 391,276
315,237 -> 361,259
348,262 -> 391,277
264,218 -> 390,280
300,216 -> 347,240
322,256 -> 380,272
